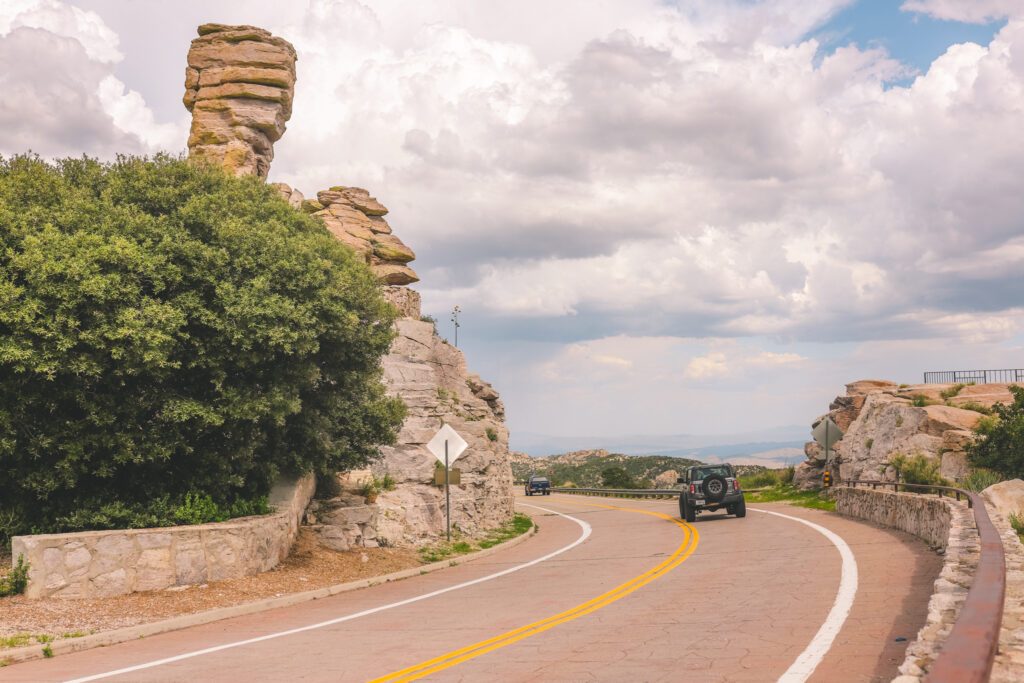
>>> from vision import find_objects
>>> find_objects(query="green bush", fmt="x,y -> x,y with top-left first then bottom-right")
960,469 -> 1004,493
967,386 -> 1024,479
600,466 -> 638,489
888,451 -> 951,490
940,384 -> 966,400
910,394 -> 937,407
485,427 -> 498,442
0,554 -> 29,597
958,402 -> 993,415
0,154 -> 405,538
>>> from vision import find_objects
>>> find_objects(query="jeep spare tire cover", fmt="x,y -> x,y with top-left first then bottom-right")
703,474 -> 727,502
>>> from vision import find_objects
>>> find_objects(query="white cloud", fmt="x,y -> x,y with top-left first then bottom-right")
0,0 -> 178,158
901,0 -> 1022,23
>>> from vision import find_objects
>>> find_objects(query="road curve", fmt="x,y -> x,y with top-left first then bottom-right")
1,495 -> 940,682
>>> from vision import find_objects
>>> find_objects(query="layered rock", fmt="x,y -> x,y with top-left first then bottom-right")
793,380 -> 1013,488
310,318 -> 513,548
300,186 -> 419,285
183,24 -> 297,178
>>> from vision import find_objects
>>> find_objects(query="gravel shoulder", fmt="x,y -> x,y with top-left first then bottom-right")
0,529 -> 421,648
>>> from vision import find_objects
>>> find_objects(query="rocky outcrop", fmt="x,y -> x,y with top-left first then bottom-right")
310,318 -> 513,548
303,186 -> 419,285
793,380 -> 1011,489
183,24 -> 297,178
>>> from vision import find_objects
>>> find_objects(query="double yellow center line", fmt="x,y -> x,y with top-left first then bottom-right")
369,500 -> 699,682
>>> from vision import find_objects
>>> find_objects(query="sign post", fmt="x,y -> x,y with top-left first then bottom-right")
427,424 -> 468,542
812,416 -> 843,488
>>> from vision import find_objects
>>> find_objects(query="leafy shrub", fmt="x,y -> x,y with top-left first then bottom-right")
967,386 -> 1024,479
960,469 -> 1004,493
485,427 -> 498,442
888,451 -> 951,490
958,401 -> 993,415
865,438 -> 873,450
600,466 -> 638,489
0,154 -> 405,537
738,466 -> 795,489
0,555 -> 29,597
940,384 -> 966,400
910,394 -> 937,407
780,465 -> 795,484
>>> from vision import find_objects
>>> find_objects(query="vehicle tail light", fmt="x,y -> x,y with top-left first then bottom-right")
690,484 -> 695,494
733,480 -> 739,491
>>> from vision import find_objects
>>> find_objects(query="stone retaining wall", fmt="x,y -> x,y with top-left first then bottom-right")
835,487 -> 953,548
835,487 -> 976,681
11,473 -> 315,599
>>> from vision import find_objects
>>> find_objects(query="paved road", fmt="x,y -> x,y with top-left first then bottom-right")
1,495 -> 940,682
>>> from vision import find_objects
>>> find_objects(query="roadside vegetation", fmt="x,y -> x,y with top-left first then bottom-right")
967,385 -> 1024,479
739,466 -> 835,510
418,514 -> 533,564
0,154 -> 405,543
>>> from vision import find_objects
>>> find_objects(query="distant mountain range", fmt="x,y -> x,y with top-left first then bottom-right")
509,426 -> 809,468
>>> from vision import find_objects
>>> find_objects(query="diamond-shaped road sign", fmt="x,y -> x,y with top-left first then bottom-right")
812,416 -> 843,451
427,424 -> 468,464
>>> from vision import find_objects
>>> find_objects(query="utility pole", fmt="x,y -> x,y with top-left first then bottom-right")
450,305 -> 461,347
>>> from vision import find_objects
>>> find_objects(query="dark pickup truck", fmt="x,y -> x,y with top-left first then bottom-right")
525,475 -> 550,496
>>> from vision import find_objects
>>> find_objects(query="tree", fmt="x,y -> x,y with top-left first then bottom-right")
601,466 -> 636,489
967,385 -> 1024,479
0,154 -> 406,538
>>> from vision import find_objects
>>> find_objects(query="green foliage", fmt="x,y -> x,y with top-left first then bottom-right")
967,386 -> 1024,479
42,645 -> 53,658
1009,512 -> 1024,539
898,383 -> 909,389
940,384 -> 966,400
511,452 -> 705,488
41,493 -> 270,533
0,554 -> 29,597
865,438 -> 873,450
910,394 -> 938,407
958,401 -> 993,415
889,451 -> 951,490
896,415 -> 904,427
0,154 -> 405,537
960,469 -> 1004,492
380,473 -> 397,491
744,485 -> 836,511
485,427 -> 498,442
600,466 -> 638,489
738,466 -> 796,489
421,513 -> 532,559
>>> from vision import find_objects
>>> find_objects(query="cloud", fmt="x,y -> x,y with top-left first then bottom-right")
0,1 -> 183,159
684,342 -> 805,380
901,0 -> 1022,23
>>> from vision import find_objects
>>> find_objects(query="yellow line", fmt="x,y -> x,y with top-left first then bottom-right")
367,500 -> 698,683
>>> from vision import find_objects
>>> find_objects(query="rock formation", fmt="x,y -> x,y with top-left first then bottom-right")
178,23 -> 511,549
793,380 -> 1015,488
183,24 -> 296,178
307,315 -> 513,549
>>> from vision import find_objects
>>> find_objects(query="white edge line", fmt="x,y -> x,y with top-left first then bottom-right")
64,503 -> 591,683
749,507 -> 859,683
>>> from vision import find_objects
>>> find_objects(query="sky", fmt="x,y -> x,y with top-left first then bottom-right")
1,0 -> 1022,451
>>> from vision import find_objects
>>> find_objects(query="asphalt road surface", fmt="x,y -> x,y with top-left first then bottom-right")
1,494 -> 941,682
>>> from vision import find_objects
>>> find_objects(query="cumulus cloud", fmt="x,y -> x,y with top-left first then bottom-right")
0,0 -> 185,159
901,0 -> 1022,23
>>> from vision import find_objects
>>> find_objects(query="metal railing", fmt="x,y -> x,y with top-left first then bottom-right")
548,487 -> 682,498
842,480 -> 1005,683
923,369 -> 1024,384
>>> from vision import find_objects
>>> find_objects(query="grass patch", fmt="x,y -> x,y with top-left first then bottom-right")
1009,512 -> 1024,542
744,485 -> 836,511
940,383 -> 966,400
418,513 -> 533,563
0,634 -> 56,649
738,466 -> 794,490
960,469 -> 1004,492
42,645 -> 53,658
910,394 -> 939,407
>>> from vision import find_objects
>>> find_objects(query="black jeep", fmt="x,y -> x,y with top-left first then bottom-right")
677,465 -> 746,522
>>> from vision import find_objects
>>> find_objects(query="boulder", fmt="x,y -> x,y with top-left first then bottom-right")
845,380 -> 899,396
982,479 -> 1024,522
183,24 -> 296,178
920,405 -> 982,436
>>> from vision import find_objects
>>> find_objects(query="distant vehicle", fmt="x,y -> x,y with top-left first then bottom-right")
525,475 -> 550,496
677,465 -> 745,522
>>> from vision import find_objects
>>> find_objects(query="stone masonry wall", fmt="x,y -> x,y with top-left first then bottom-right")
836,487 -> 980,680
11,473 -> 315,599
835,487 -> 953,548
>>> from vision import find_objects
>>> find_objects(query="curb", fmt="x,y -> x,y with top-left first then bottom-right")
0,522 -> 537,667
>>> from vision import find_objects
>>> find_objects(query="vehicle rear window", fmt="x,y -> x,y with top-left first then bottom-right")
691,467 -> 731,480
530,477 -> 548,483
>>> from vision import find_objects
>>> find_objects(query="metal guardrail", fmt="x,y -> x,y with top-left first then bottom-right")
842,480 -> 1005,683
923,369 -> 1024,384
548,487 -> 682,498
